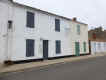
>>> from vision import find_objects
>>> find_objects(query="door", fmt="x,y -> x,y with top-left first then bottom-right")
75,42 -> 80,56
43,40 -> 48,59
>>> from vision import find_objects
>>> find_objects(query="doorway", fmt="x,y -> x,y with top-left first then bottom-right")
75,42 -> 80,56
43,40 -> 49,59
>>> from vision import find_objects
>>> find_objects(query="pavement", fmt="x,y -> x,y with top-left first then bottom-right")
0,53 -> 106,74
0,53 -> 106,80
0,54 -> 105,74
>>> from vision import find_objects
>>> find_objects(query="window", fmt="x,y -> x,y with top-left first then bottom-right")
8,20 -> 12,29
26,39 -> 35,57
56,40 -> 61,54
77,24 -> 80,35
27,11 -> 35,28
83,42 -> 86,52
55,19 -> 60,32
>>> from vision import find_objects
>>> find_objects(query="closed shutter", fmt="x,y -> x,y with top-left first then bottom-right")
26,39 -> 35,57
27,11 -> 35,28
77,24 -> 80,35
56,40 -> 61,54
55,19 -> 60,32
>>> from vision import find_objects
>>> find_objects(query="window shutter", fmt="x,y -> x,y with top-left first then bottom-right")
56,40 -> 61,54
26,39 -> 35,57
27,11 -> 35,28
55,19 -> 60,32
77,25 -> 80,35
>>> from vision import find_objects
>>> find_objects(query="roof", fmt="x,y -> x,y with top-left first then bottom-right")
11,0 -> 87,25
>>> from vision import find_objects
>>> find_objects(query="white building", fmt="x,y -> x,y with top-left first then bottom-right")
0,0 -> 89,64
70,20 -> 89,56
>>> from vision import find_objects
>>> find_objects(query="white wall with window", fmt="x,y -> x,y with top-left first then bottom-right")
0,0 -> 73,63
70,21 -> 89,55
0,0 -> 89,63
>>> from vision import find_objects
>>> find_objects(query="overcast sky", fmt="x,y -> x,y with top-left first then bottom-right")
14,0 -> 106,29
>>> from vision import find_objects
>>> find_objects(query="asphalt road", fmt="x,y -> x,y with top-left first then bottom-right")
1,55 -> 106,80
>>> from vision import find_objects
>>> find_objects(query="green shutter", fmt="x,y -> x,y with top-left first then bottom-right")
56,40 -> 61,54
77,25 -> 80,35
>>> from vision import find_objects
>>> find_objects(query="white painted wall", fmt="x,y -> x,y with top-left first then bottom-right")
91,41 -> 106,55
70,21 -> 89,55
0,0 -> 14,63
0,0 -> 89,63
10,4 -> 72,61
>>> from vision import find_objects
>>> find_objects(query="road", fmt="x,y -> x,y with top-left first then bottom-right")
1,55 -> 106,80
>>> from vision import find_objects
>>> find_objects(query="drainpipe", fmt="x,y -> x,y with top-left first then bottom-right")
89,40 -> 91,55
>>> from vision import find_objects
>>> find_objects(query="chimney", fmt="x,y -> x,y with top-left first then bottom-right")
72,17 -> 77,21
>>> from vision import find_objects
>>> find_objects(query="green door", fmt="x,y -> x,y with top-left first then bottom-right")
75,42 -> 80,56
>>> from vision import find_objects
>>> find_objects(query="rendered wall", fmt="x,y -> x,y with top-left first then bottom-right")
0,1 -> 89,62
70,21 -> 89,55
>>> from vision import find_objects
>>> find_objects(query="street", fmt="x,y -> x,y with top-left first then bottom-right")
1,55 -> 106,80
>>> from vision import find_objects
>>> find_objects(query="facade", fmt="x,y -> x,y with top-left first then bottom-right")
0,0 -> 89,63
89,27 -> 106,54
70,21 -> 89,56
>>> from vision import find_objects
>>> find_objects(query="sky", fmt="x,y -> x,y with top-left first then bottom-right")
14,0 -> 106,29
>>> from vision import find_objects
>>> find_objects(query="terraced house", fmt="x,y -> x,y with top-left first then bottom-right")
0,0 -> 89,64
